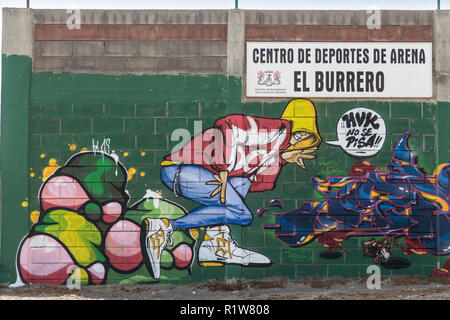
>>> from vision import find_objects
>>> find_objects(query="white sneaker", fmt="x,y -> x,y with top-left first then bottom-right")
143,218 -> 173,279
198,225 -> 272,267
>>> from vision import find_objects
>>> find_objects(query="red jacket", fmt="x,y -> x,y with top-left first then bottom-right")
166,115 -> 292,192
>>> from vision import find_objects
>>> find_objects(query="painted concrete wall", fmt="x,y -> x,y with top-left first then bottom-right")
1,8 -> 450,285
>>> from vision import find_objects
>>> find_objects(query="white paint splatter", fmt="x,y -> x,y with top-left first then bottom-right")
144,189 -> 162,208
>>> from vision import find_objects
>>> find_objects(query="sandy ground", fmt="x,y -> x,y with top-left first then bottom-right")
0,276 -> 449,300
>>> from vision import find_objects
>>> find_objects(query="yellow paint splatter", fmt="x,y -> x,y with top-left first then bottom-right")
81,147 -> 88,152
189,228 -> 199,240
127,167 -> 137,181
40,153 -> 46,158
141,152 -> 146,157
69,144 -> 77,151
30,172 -> 35,178
42,158 -> 59,182
21,201 -> 28,208
139,171 -> 146,177
30,211 -> 40,223
123,152 -> 129,157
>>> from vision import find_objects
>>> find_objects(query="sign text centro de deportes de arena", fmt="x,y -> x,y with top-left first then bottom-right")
246,42 -> 432,98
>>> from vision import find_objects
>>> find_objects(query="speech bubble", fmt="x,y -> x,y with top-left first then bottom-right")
326,107 -> 386,157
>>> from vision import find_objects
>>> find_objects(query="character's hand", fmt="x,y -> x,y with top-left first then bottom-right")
206,170 -> 228,204
281,147 -> 318,169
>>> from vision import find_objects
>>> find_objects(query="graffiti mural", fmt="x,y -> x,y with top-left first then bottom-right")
263,133 -> 450,265
13,98 -> 323,285
157,98 -> 321,269
15,151 -> 196,285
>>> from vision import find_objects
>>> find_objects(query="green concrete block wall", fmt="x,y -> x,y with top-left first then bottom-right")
1,59 -> 448,284
0,55 -> 32,282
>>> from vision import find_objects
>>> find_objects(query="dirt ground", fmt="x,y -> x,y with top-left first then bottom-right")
0,276 -> 449,300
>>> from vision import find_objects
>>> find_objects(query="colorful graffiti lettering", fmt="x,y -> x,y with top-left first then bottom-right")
15,151 -> 196,285
430,259 -> 450,277
263,133 -> 450,259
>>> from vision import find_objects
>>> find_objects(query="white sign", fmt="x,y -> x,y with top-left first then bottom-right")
246,42 -> 432,98
326,107 -> 386,157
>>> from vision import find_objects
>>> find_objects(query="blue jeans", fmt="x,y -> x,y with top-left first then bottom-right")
160,165 -> 253,230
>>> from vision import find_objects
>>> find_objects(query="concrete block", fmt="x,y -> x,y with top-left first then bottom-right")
2,8 -> 32,56
194,10 -> 228,24
189,58 -> 226,74
258,10 -> 292,25
227,9 -> 245,77
104,10 -> 134,24
160,25 -> 190,41
104,41 -> 138,57
435,11 -> 450,42
157,58 -> 190,74
128,25 -> 159,41
292,10 -> 326,25
125,58 -> 159,74
199,41 -> 227,57
273,26 -> 305,41
65,25 -> 96,40
380,10 -> 419,25
33,41 -> 42,57
338,26 -> 368,41
63,57 -> 96,73
132,10 -> 168,24
167,41 -> 226,57
95,57 -> 127,73
167,42 -> 200,57
369,26 -> 401,41
323,10 -> 356,25
105,42 -> 170,57
33,57 -> 95,73
41,41 -> 73,57
436,72 -> 450,101
34,24 -> 65,40
73,41 -> 104,57
419,11 -> 434,25
305,26 -> 337,41
245,10 -> 260,24
33,56 -> 65,72
245,26 -> 274,40
33,9 -> 67,24
436,42 -> 450,73
80,10 -> 105,24
166,10 -> 197,24
191,25 -> 227,40
354,10 -> 371,26
401,25 -> 433,41
355,10 -> 420,26
160,10 -> 227,24
97,25 -> 127,40
136,42 -> 168,57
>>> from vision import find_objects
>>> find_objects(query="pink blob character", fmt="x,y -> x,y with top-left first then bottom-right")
40,175 -> 90,211
102,202 -> 122,224
105,220 -> 143,272
172,243 -> 193,269
19,235 -> 75,285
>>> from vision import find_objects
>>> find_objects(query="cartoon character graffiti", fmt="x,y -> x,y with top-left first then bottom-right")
141,99 -> 322,276
13,99 -> 323,285
14,151 -> 196,285
263,133 -> 450,258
